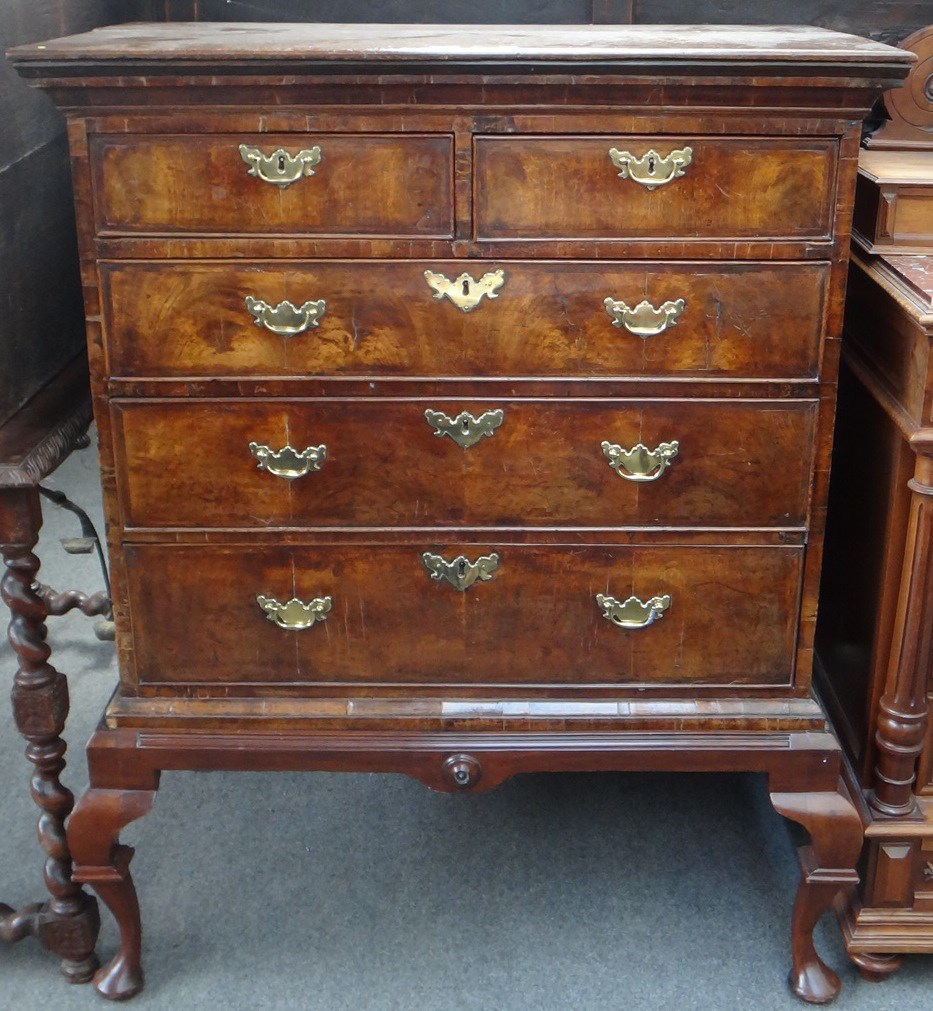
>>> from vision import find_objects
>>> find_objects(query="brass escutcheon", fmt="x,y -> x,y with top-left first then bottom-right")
422,552 -> 499,592
424,269 -> 505,312
424,409 -> 504,449
604,297 -> 686,337
249,442 -> 327,481
256,594 -> 332,630
608,146 -> 693,190
601,440 -> 680,482
239,144 -> 322,187
596,593 -> 671,629
245,296 -> 327,336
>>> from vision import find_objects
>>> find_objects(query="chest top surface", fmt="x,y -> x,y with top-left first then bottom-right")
9,21 -> 912,77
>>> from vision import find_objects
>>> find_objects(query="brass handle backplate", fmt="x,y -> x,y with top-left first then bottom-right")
239,144 -> 322,187
604,297 -> 685,337
601,440 -> 679,482
424,409 -> 504,449
249,441 -> 327,481
608,146 -> 693,190
424,269 -> 505,312
245,296 -> 327,336
596,593 -> 671,629
257,594 -> 332,630
423,552 -> 499,592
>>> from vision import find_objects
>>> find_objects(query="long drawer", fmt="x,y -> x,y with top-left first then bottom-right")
100,259 -> 829,380
122,542 -> 803,687
90,133 -> 454,237
474,135 -> 837,240
112,397 -> 816,529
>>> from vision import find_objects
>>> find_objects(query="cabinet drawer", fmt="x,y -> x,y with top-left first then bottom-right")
101,260 -> 828,380
113,398 -> 815,529
475,136 -> 836,240
90,133 -> 454,237
123,542 -> 802,688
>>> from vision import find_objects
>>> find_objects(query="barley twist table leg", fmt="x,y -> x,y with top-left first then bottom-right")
0,486 -> 99,982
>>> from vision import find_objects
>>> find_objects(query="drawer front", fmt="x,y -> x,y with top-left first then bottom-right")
123,543 -> 802,687
475,136 -> 836,240
113,398 -> 816,529
91,133 -> 454,237
101,260 -> 828,380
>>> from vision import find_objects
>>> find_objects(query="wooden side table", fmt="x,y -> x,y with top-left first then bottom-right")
0,356 -> 102,982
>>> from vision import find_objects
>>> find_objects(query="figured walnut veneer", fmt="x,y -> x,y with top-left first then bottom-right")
8,21 -> 912,1003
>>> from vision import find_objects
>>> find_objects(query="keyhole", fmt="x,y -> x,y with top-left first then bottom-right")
647,155 -> 656,174
461,279 -> 471,297
461,418 -> 470,433
458,559 -> 467,578
278,154 -> 286,172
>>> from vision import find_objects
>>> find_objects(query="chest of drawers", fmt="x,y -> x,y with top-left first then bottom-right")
9,22 -> 911,1003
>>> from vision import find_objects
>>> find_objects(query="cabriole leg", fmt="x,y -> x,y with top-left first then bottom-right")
68,785 -> 157,1001
770,781 -> 863,1004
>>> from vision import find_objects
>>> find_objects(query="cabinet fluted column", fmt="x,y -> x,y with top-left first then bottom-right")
868,450 -> 933,817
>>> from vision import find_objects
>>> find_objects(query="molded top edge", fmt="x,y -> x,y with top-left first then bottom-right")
7,22 -> 915,71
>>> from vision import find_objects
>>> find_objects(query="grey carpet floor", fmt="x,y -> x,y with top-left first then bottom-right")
2,435 -> 932,1010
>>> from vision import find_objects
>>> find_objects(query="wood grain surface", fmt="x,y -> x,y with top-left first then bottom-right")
101,259 -> 829,380
91,132 -> 453,237
123,541 -> 803,687
8,22 -> 913,66
475,136 -> 837,241
112,397 -> 816,529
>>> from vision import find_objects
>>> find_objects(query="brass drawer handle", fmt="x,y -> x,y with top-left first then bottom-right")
249,442 -> 327,481
608,146 -> 693,190
424,409 -> 504,449
423,552 -> 499,592
257,594 -> 332,630
596,593 -> 671,629
239,144 -> 322,187
424,269 -> 505,312
245,296 -> 327,336
604,297 -> 685,337
601,440 -> 679,482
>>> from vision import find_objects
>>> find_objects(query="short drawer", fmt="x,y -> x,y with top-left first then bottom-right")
123,542 -> 803,687
100,259 -> 829,380
90,133 -> 453,237
112,398 -> 816,529
474,135 -> 837,240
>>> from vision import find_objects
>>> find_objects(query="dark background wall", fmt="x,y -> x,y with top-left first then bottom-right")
1,2 -> 927,424
158,1 -> 929,42
0,2 -> 160,423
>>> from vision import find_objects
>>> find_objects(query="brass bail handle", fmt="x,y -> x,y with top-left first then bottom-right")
596,593 -> 671,629
245,296 -> 327,337
249,442 -> 327,481
256,594 -> 332,630
604,297 -> 686,337
601,440 -> 680,482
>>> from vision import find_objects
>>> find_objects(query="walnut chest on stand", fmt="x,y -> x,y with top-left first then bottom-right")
7,22 -> 911,1003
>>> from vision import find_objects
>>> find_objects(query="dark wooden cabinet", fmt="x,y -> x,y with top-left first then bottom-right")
9,22 -> 910,1002
817,252 -> 933,972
